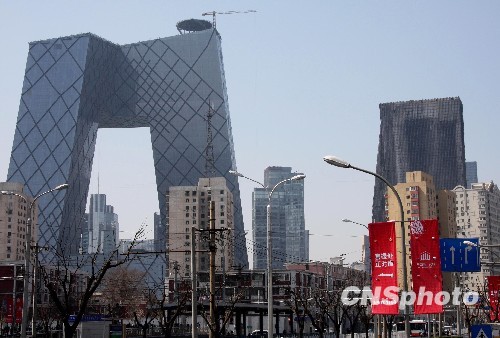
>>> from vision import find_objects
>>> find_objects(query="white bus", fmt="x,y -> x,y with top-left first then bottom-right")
394,320 -> 428,337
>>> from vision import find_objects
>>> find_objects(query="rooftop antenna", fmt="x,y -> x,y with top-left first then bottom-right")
202,10 -> 257,29
205,101 -> 215,178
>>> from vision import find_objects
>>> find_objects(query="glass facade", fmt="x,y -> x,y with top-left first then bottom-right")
7,29 -> 248,268
466,161 -> 478,188
373,97 -> 467,222
252,167 -> 307,270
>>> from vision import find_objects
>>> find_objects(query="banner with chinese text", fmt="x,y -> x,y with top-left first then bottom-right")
4,296 -> 22,323
488,276 -> 500,321
369,221 -> 399,314
410,219 -> 443,314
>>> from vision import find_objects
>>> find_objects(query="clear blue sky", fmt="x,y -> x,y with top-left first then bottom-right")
1,1 -> 499,265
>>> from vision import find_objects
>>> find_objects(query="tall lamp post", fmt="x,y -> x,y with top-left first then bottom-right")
229,170 -> 305,338
464,240 -> 500,261
323,155 -> 410,337
342,218 -> 368,230
1,183 -> 69,337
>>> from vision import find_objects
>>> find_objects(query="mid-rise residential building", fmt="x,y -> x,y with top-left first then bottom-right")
454,182 -> 500,290
252,167 -> 307,270
373,97 -> 466,222
167,177 -> 234,278
0,182 -> 37,261
83,194 -> 119,256
386,171 -> 457,292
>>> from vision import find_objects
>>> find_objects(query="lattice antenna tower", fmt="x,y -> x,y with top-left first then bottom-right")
205,101 -> 216,178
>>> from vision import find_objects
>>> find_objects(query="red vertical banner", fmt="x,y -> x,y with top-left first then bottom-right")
369,221 -> 399,314
487,276 -> 500,321
410,219 -> 443,314
5,296 -> 23,323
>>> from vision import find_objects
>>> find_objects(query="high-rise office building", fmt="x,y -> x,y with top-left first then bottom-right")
454,182 -> 500,290
252,167 -> 307,270
386,171 -> 457,292
373,97 -> 466,222
465,161 -> 478,188
0,182 -> 36,261
6,26 -> 248,268
83,194 -> 119,256
167,177 -> 234,277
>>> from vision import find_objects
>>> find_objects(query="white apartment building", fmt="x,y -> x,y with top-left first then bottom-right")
167,177 -> 234,278
454,182 -> 500,290
0,182 -> 37,261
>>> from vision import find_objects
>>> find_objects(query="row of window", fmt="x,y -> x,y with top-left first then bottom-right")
184,190 -> 226,197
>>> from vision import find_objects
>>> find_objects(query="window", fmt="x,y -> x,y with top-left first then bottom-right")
220,190 -> 224,194
192,191 -> 197,196
185,191 -> 190,196
185,198 -> 189,202
220,220 -> 225,224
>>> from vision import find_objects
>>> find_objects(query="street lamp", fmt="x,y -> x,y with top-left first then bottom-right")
463,240 -> 500,262
342,218 -> 368,230
1,183 -> 69,337
323,155 -> 410,337
229,170 -> 305,338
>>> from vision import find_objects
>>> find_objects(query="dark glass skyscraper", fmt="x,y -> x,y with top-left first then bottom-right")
373,97 -> 466,222
252,167 -> 307,270
465,161 -> 478,188
7,28 -> 248,268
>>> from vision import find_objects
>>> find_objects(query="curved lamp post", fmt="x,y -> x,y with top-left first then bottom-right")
342,218 -> 368,230
464,240 -> 500,261
229,170 -> 305,338
323,155 -> 410,337
1,183 -> 69,337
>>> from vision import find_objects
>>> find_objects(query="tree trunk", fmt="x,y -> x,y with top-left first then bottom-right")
64,322 -> 77,338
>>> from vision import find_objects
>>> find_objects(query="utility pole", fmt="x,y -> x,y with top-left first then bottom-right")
209,200 -> 216,338
191,227 -> 198,338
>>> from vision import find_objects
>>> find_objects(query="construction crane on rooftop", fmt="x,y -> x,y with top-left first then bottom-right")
202,10 -> 256,29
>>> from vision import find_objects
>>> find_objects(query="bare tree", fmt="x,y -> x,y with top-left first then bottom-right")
283,288 -> 308,338
100,266 -> 145,320
157,279 -> 191,338
198,279 -> 246,337
38,228 -> 144,338
132,288 -> 158,338
36,298 -> 61,337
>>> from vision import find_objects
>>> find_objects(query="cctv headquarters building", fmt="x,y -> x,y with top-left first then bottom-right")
6,21 -> 249,271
